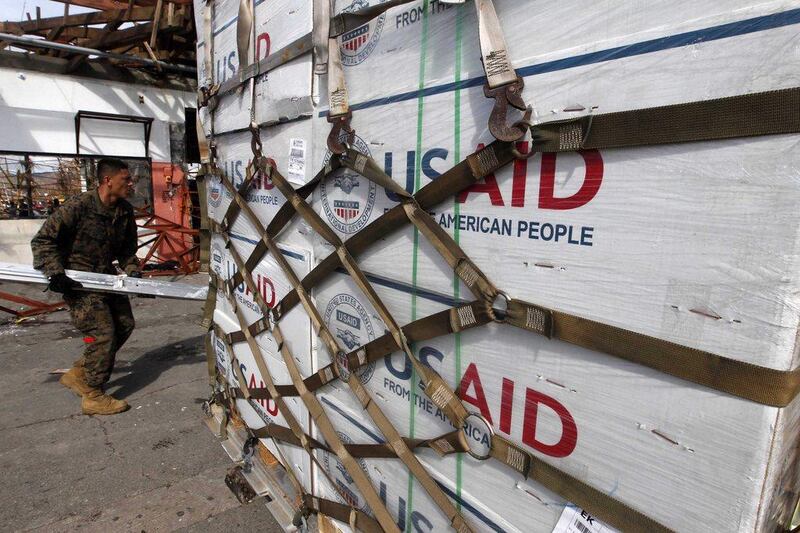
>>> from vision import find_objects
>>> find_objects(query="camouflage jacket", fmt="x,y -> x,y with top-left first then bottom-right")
31,190 -> 141,278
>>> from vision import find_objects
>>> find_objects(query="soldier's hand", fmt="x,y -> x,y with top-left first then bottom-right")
48,273 -> 83,294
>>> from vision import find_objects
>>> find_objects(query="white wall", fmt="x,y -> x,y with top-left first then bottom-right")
0,67 -> 195,161
0,219 -> 43,265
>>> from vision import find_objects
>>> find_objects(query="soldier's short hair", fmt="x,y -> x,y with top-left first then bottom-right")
96,158 -> 129,182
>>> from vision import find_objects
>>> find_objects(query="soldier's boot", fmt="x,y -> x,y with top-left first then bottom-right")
81,388 -> 129,415
59,367 -> 94,397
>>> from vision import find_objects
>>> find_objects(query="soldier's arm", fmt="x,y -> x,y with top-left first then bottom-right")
117,212 -> 141,276
31,197 -> 81,278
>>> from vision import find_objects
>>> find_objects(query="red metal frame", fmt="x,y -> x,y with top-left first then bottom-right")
135,208 -> 200,276
0,290 -> 66,318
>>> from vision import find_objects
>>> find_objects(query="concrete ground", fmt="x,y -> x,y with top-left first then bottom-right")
0,276 -> 281,532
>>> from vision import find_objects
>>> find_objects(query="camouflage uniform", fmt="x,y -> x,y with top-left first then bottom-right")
31,190 -> 141,387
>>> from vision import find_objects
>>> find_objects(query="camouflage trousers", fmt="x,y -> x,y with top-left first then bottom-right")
65,292 -> 135,387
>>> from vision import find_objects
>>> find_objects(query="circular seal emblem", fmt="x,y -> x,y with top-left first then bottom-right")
339,1 -> 384,66
208,176 -> 223,209
322,431 -> 370,511
320,133 -> 377,234
324,293 -> 376,384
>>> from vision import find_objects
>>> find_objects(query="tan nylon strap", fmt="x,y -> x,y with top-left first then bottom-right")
200,271 -> 218,329
271,322 -> 401,533
214,248 -> 386,525
401,202 -> 498,303
508,300 -> 800,407
270,127 -> 800,407
345,373 -> 473,533
219,166 -> 258,230
582,87 -> 800,150
215,170 -> 403,532
275,141 -> 513,319
257,160 -> 473,430
252,423 -> 468,459
204,326 -> 217,387
216,235 -> 325,463
217,165 -> 474,531
302,494 -> 384,533
268,167 -> 343,246
231,157 -> 341,290
490,436 -> 671,532
341,149 -> 411,199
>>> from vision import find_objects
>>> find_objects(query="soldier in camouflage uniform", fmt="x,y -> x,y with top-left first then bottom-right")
31,158 -> 141,415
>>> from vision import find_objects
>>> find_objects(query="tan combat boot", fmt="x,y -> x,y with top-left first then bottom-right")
81,388 -> 129,415
59,367 -> 94,397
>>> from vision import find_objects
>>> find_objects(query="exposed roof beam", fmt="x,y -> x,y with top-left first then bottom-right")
48,0 -> 148,9
78,23 -> 154,50
0,32 -> 195,74
0,7 -> 154,34
48,0 -> 193,7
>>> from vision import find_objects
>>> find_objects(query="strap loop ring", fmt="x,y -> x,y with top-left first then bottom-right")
463,412 -> 494,460
489,290 -> 510,323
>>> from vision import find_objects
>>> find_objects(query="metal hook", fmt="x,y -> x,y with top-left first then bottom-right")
484,77 -> 532,142
511,118 -> 537,160
249,122 -> 262,158
326,112 -> 355,155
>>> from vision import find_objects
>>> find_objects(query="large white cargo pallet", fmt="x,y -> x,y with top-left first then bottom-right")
193,1 -> 800,531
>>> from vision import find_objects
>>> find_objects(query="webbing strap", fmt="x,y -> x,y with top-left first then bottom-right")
229,157 -> 341,290
303,494 -> 384,533
269,89 -> 800,408
312,0 -> 330,74
328,0 -> 417,38
474,0 -> 517,88
268,161 -> 471,427
216,169 -> 474,533
236,0 -> 254,72
507,302 -> 800,407
205,72 -> 800,529
217,33 -> 313,97
581,87 -> 800,150
489,436 -> 672,533
252,423 -> 469,459
212,246 -> 388,529
227,301 -> 490,401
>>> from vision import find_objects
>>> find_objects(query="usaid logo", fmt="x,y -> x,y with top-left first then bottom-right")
321,134 -> 377,234
208,177 -> 223,208
324,293 -> 376,384
339,0 -> 384,66
322,431 -> 369,511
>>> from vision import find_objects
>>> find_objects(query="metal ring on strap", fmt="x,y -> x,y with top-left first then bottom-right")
489,290 -> 510,323
463,412 -> 495,461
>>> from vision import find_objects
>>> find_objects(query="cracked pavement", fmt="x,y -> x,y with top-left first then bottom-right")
0,277 -> 281,532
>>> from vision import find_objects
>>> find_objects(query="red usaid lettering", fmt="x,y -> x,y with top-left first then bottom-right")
522,388 -> 578,458
458,362 -> 578,458
256,32 -> 270,61
456,144 -> 603,210
538,149 -> 603,210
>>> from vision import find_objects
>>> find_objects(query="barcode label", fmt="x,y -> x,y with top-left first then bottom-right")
573,520 -> 591,533
287,138 -> 306,184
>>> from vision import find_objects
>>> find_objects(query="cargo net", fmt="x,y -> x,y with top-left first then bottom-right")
202,129 -> 628,532
197,1 -> 800,531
